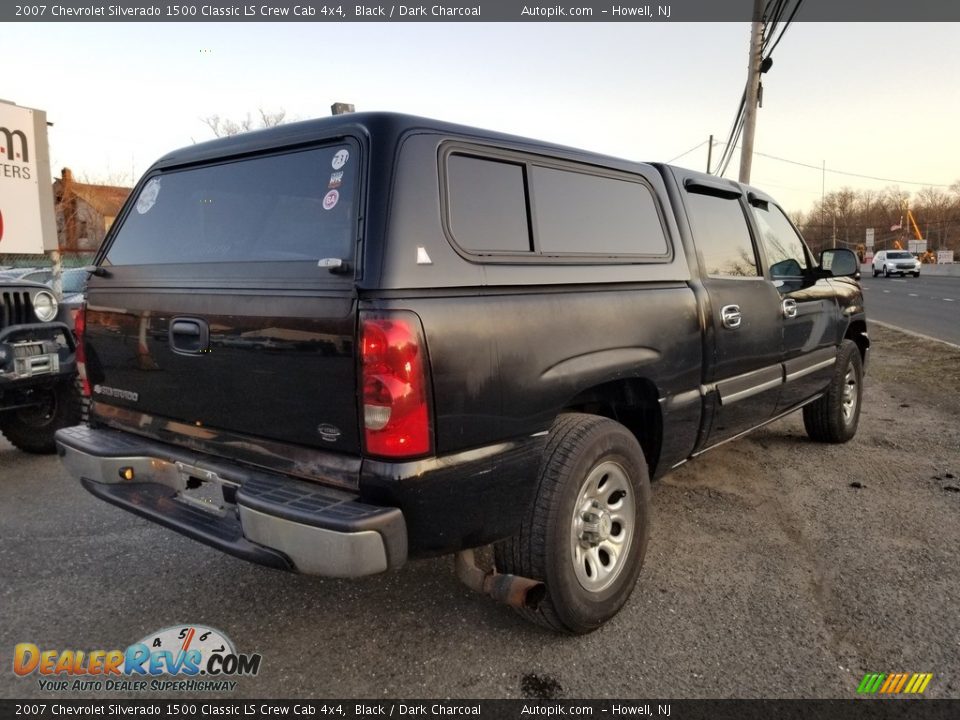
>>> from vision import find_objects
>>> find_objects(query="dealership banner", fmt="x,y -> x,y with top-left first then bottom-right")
0,101 -> 57,255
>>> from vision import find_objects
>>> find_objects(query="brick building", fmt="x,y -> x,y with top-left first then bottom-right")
53,168 -> 131,253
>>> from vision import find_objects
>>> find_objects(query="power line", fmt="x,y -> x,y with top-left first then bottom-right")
709,141 -> 954,188
666,140 -> 709,164
714,88 -> 746,177
713,0 -> 803,180
752,149 -> 953,187
764,0 -> 803,56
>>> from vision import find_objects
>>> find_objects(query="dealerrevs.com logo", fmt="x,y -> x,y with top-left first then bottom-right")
13,625 -> 262,693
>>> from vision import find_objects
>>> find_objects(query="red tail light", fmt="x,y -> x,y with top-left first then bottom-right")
74,304 -> 91,398
360,312 -> 432,458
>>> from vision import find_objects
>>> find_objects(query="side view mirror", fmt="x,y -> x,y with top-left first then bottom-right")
820,248 -> 860,280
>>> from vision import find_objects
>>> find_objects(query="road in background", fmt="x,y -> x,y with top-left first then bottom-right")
861,275 -> 960,346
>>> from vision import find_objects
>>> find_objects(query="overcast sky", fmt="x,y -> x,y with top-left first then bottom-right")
4,21 -> 958,213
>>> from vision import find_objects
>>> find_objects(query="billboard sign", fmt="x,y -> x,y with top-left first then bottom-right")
0,101 -> 57,254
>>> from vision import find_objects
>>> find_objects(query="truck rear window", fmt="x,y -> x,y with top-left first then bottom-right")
104,145 -> 357,266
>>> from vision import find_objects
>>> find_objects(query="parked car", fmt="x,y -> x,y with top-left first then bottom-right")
0,267 -> 44,281
56,113 -> 868,633
873,250 -> 921,277
44,267 -> 90,326
18,269 -> 53,286
0,278 -> 81,453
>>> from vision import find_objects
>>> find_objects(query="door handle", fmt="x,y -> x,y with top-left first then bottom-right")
782,298 -> 798,319
171,320 -> 200,336
169,318 -> 209,355
720,304 -> 742,330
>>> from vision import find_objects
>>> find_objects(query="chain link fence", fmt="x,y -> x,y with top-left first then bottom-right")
0,252 -> 96,270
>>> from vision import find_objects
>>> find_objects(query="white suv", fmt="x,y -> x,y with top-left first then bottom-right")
873,250 -> 921,278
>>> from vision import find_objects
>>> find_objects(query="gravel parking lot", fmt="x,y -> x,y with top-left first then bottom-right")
2,325 -> 958,700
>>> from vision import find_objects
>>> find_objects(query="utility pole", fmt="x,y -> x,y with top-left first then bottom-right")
738,0 -> 765,184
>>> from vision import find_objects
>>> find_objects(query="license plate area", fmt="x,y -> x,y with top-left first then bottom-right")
173,462 -> 237,516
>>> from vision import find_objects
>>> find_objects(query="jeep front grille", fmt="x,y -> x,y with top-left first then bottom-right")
1,291 -> 33,329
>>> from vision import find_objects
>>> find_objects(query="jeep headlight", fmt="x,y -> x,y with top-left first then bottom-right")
33,290 -> 58,322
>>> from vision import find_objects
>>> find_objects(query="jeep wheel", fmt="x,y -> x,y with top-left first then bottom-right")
802,340 -> 863,444
0,380 -> 82,454
494,413 -> 650,634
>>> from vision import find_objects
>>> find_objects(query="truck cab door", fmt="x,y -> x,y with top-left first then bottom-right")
746,198 -> 839,411
681,179 -> 784,446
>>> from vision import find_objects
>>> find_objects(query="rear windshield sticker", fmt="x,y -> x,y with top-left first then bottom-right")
331,149 -> 349,170
136,178 -> 161,215
328,171 -> 343,189
322,189 -> 340,211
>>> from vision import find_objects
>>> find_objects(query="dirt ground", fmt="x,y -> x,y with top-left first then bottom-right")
648,323 -> 960,696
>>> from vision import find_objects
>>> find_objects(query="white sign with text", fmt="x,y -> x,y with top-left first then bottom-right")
0,101 -> 56,254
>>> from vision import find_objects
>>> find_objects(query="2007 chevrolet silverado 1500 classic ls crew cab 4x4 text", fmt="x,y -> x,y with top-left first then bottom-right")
56,113 -> 867,633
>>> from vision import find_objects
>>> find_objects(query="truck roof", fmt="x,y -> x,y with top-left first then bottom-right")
154,111 -> 648,173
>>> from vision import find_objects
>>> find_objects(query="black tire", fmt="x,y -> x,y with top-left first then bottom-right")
0,380 -> 82,454
912,272 -> 920,278
883,268 -> 890,278
872,268 -> 879,277
494,413 -> 651,634
802,340 -> 863,444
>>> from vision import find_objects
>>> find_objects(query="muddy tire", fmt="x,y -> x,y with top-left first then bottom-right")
0,380 -> 82,454
803,340 -> 863,444
494,413 -> 651,634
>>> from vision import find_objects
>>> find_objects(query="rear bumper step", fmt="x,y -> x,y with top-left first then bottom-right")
56,425 -> 407,577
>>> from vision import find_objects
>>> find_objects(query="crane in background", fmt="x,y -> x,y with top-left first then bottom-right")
900,209 -> 936,263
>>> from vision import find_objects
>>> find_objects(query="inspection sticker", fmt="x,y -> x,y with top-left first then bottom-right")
328,171 -> 344,189
331,149 -> 349,170
322,189 -> 339,211
136,178 -> 161,215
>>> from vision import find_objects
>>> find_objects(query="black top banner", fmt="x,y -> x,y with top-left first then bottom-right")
3,0 -> 960,22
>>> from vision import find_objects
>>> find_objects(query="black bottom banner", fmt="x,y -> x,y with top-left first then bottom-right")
1,700 -> 958,720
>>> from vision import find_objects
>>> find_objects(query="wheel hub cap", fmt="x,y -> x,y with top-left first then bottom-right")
841,367 -> 858,423
570,461 -> 635,593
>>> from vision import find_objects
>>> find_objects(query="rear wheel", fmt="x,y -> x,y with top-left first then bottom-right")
0,380 -> 82,454
872,267 -> 879,277
802,340 -> 863,444
495,413 -> 651,634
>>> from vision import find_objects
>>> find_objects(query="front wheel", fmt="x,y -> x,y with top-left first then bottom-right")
884,268 -> 891,278
495,414 -> 651,634
0,380 -> 82,454
802,340 -> 863,444
912,272 -> 920,278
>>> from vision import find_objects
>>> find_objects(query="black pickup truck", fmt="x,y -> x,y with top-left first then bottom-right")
56,113 -> 867,633
1,278 -> 81,453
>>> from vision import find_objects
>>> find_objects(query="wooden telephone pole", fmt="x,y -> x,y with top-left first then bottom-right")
738,0 -> 765,184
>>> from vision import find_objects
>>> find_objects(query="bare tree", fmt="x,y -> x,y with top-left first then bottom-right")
201,108 -> 288,138
914,186 -> 956,249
